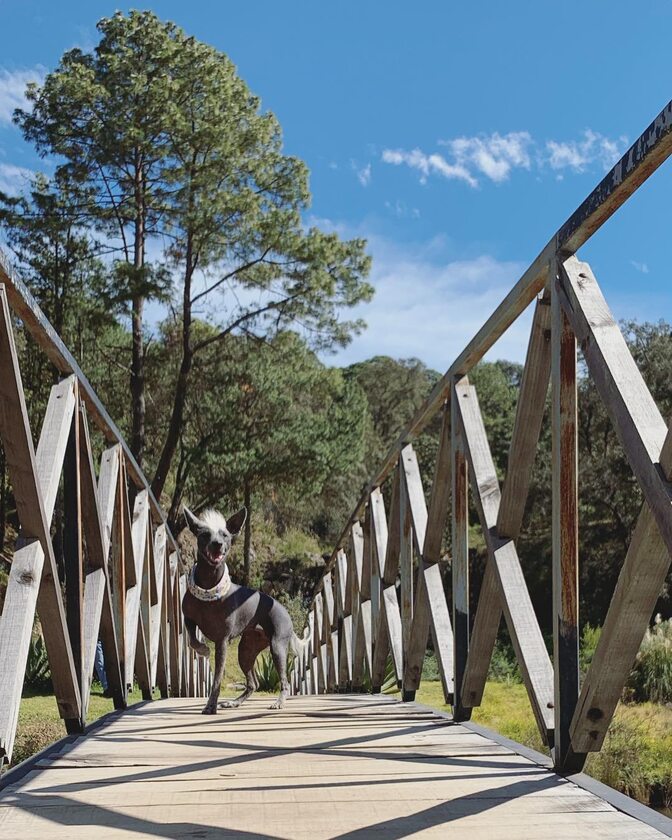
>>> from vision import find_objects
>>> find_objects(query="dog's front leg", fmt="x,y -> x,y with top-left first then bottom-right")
202,639 -> 227,715
185,617 -> 210,658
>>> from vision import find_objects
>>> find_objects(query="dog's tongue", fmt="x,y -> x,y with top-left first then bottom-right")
207,547 -> 222,562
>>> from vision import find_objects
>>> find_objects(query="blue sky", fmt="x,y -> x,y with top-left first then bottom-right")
1,0 -> 671,373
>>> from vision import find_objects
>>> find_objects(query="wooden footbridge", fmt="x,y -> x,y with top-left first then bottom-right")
3,101 -> 672,838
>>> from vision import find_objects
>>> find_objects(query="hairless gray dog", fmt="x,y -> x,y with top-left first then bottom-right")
182,506 -> 307,713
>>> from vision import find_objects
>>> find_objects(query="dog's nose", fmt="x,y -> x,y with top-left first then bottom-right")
212,540 -> 223,552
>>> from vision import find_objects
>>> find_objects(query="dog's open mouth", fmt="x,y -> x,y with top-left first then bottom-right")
205,547 -> 224,565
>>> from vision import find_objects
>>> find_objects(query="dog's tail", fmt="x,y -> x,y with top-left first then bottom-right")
290,629 -> 310,659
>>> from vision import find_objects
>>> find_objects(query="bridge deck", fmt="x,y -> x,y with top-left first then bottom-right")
0,694 -> 667,839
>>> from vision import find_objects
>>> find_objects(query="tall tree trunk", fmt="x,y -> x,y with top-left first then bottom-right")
243,480 -> 252,586
151,243 -> 195,501
130,294 -> 145,467
130,157 -> 146,468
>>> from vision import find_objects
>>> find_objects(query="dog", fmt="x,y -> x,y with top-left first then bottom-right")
181,505 -> 307,713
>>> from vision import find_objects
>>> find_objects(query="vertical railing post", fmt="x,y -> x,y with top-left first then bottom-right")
451,377 -> 470,720
63,382 -> 84,728
399,458 -> 414,700
551,260 -> 581,770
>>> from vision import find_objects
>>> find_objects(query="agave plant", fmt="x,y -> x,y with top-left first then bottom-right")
24,634 -> 52,691
254,651 -> 281,692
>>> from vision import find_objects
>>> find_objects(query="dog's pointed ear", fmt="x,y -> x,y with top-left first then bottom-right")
226,507 -> 247,538
183,506 -> 203,536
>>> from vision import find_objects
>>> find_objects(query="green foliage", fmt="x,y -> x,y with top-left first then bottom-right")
23,636 -> 52,692
627,616 -> 672,703
488,640 -> 522,684
421,651 -> 440,682
580,624 -> 602,676
254,651 -> 281,692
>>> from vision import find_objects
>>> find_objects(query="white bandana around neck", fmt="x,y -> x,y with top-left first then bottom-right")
187,563 -> 232,602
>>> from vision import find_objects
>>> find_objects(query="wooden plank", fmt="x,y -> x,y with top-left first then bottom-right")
369,488 -> 386,647
498,295 -> 552,539
398,460 -> 414,674
0,541 -> 44,764
551,272 -> 582,771
0,297 -> 81,725
336,549 -> 349,615
451,376 -> 470,719
455,380 -> 554,740
349,523 -> 365,687
80,411 -> 124,718
168,554 -> 180,697
571,426 -> 672,753
150,525 -> 166,688
400,444 -> 429,699
460,559 -> 501,708
63,386 -> 84,707
124,490 -> 149,688
379,466 -> 404,682
557,256 -> 672,557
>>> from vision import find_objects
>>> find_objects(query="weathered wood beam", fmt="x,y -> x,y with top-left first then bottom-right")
398,461 -> 414,698
80,409 -> 124,718
455,380 -> 554,740
400,445 -> 428,700
0,294 -> 81,727
498,295 -> 552,539
557,257 -> 672,557
314,99 -> 672,590
125,490 -> 149,688
551,270 -> 582,770
451,377 -> 470,719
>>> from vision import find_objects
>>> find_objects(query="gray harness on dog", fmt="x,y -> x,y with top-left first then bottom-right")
187,564 -> 232,601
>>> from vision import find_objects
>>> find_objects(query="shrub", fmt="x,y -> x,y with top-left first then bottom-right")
488,640 -> 522,684
421,651 -> 440,682
627,615 -> 672,703
579,623 -> 601,677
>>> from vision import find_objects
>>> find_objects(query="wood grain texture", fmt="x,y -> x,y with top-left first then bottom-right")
0,297 -> 81,724
455,381 -> 554,740
2,694 -> 667,839
451,377 -> 470,718
551,272 -> 581,770
570,428 -> 672,752
498,295 -> 552,539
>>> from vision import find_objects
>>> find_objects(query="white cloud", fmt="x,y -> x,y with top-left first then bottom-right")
322,231 -> 532,371
0,162 -> 34,195
384,199 -> 420,219
546,129 -> 628,173
382,128 -> 628,187
0,67 -> 44,125
630,260 -> 649,274
357,163 -> 371,187
381,148 -> 476,187
442,131 -> 533,183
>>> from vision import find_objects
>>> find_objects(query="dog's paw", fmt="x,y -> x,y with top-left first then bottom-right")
201,705 -> 217,715
268,700 -> 284,710
218,700 -> 240,709
192,642 -> 210,658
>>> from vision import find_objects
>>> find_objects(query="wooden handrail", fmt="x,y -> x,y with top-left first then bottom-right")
293,98 -> 672,776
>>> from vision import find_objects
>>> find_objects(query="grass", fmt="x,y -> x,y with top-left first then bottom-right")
416,680 -> 672,810
12,684 -> 146,768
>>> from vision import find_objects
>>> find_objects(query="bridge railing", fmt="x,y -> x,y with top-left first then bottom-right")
291,99 -> 672,773
0,256 -> 211,768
